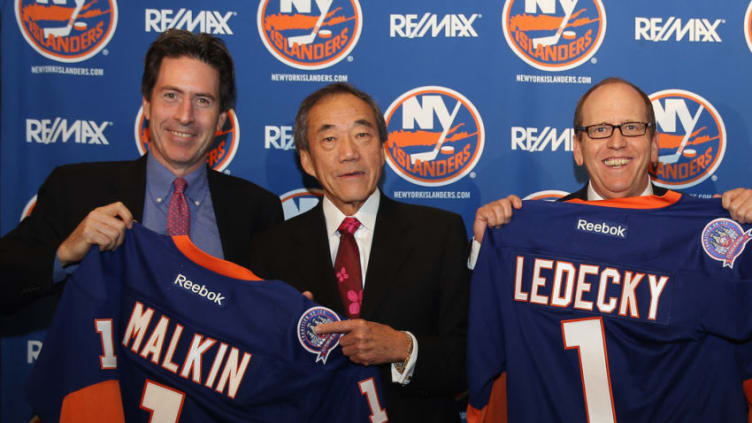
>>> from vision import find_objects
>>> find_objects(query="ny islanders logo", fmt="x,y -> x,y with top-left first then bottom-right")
502,0 -> 606,71
257,0 -> 362,70
384,87 -> 484,187
15,0 -> 118,63
745,1 -> 752,53
280,188 -> 323,220
701,218 -> 752,269
134,107 -> 240,172
649,89 -> 726,189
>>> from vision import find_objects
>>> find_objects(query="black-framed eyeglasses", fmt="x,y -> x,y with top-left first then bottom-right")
575,122 -> 652,139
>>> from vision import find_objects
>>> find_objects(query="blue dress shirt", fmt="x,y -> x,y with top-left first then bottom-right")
53,154 -> 223,281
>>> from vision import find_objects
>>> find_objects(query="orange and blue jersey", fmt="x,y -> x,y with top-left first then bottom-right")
27,223 -> 388,423
468,192 -> 752,422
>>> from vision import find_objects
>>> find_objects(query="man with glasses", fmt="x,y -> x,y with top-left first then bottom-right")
466,76 -> 752,421
471,77 -> 752,252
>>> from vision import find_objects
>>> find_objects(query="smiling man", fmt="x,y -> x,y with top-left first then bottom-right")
471,77 -> 752,250
249,83 -> 470,422
570,78 -> 659,200
0,29 -> 282,309
466,77 -> 752,421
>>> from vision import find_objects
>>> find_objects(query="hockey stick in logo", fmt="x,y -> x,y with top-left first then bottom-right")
409,101 -> 461,165
44,0 -> 86,38
532,0 -> 578,49
288,0 -> 334,47
658,104 -> 704,164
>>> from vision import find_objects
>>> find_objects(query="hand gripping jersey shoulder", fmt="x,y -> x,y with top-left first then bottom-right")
26,224 -> 388,423
468,192 -> 752,423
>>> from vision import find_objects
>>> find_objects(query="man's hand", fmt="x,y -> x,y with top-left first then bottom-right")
315,319 -> 410,366
56,202 -> 134,265
722,188 -> 752,224
473,195 -> 523,243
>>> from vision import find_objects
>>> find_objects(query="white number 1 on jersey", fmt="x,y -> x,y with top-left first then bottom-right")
561,316 -> 617,423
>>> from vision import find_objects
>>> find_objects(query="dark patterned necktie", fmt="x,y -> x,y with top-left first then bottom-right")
334,217 -> 363,318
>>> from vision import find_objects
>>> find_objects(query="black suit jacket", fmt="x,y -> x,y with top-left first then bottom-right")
249,194 -> 469,423
558,183 -> 669,202
0,155 -> 283,309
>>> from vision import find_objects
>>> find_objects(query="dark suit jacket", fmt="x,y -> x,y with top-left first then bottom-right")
0,155 -> 283,309
249,194 -> 469,423
558,183 -> 668,202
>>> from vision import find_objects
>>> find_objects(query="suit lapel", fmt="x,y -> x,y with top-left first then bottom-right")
207,169 -> 239,262
360,195 -> 410,319
121,156 -> 148,221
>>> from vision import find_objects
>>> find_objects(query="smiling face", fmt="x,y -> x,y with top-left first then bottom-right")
573,81 -> 659,199
143,56 -> 226,177
299,93 -> 385,215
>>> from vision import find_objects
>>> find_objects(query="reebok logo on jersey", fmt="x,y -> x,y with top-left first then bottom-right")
174,274 -> 225,306
576,218 -> 627,238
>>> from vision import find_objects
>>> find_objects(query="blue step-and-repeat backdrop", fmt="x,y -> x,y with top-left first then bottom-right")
3,0 -> 752,420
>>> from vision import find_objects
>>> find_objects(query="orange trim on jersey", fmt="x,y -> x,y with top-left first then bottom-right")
172,235 -> 262,281
60,380 -> 125,423
744,378 -> 752,423
467,373 -> 508,423
565,190 -> 681,209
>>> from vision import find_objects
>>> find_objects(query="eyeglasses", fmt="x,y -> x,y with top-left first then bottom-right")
575,122 -> 652,139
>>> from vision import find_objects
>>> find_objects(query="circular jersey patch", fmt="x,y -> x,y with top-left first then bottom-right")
297,306 -> 341,364
701,218 -> 752,269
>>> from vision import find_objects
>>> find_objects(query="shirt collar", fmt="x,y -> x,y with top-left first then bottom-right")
586,180 -> 653,201
146,153 -> 209,203
322,189 -> 380,236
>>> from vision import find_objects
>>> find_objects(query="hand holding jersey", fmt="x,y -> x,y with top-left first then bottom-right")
468,77 -> 752,421
468,195 -> 752,422
723,187 -> 752,224
57,201 -> 135,265
28,224 -> 389,423
472,195 -> 522,244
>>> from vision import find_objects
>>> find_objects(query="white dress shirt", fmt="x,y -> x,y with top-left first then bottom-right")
321,189 -> 418,385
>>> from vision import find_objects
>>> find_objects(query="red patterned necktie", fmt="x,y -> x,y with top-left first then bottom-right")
167,177 -> 190,236
334,217 -> 363,318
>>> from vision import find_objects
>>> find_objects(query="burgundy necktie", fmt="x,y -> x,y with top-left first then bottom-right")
334,217 -> 363,318
167,177 -> 190,236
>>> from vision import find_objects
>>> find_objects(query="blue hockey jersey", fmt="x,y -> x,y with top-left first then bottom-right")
27,224 -> 388,423
468,192 -> 752,422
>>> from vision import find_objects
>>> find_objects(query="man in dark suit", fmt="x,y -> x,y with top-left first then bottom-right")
0,30 -> 282,309
249,83 -> 469,422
